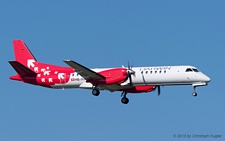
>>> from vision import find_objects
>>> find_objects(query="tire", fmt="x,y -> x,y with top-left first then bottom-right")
121,97 -> 129,104
192,92 -> 197,97
92,89 -> 100,96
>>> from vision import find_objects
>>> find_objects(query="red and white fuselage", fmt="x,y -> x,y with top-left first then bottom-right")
9,40 -> 210,104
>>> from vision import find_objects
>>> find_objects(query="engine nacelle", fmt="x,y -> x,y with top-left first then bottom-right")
87,68 -> 128,85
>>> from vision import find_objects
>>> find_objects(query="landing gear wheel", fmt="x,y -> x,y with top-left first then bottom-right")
192,92 -> 197,97
92,89 -> 100,96
121,97 -> 129,104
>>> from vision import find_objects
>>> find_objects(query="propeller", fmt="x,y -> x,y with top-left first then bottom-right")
127,61 -> 135,86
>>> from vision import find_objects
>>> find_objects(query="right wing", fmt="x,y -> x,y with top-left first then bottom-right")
63,60 -> 105,80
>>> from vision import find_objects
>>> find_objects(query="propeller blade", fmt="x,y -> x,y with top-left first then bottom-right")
128,61 -> 130,70
126,61 -> 135,86
153,86 -> 161,96
128,71 -> 132,86
158,86 -> 161,96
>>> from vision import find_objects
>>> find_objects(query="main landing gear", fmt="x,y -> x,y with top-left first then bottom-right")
121,91 -> 129,104
92,88 -> 129,104
92,84 -> 100,96
92,89 -> 100,96
192,86 -> 197,97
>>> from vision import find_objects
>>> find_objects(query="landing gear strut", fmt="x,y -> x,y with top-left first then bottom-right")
192,86 -> 197,97
121,91 -> 129,104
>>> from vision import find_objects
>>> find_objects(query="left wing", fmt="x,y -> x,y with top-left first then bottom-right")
63,60 -> 105,80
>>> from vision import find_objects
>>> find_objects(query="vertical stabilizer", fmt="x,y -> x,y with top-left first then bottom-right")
13,40 -> 37,67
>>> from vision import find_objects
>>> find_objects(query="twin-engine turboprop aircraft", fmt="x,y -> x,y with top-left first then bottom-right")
9,40 -> 211,104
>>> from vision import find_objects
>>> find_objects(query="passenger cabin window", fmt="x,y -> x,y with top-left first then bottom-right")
185,68 -> 193,72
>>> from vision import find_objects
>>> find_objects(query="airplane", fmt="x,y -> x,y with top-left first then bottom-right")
9,40 -> 211,104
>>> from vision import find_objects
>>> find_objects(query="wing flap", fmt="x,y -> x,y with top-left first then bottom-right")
63,60 -> 105,80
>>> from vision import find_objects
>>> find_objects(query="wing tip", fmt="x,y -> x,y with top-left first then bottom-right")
63,60 -> 73,62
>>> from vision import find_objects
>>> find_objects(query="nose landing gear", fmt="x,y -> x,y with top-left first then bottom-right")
192,86 -> 197,97
192,92 -> 197,97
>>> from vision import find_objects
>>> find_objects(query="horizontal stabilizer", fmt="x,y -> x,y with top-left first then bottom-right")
9,61 -> 36,76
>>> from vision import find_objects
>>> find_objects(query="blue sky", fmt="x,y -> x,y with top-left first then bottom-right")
1,0 -> 225,140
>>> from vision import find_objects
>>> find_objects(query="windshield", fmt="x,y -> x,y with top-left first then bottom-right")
192,68 -> 200,72
185,68 -> 193,72
185,68 -> 200,72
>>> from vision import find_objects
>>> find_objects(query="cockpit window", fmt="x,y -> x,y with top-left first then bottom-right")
192,68 -> 199,72
185,68 -> 193,72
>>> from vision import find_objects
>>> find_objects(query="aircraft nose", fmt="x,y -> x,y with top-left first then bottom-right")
204,75 -> 211,82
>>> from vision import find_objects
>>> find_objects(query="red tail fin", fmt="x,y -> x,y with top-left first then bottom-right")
13,40 -> 37,67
